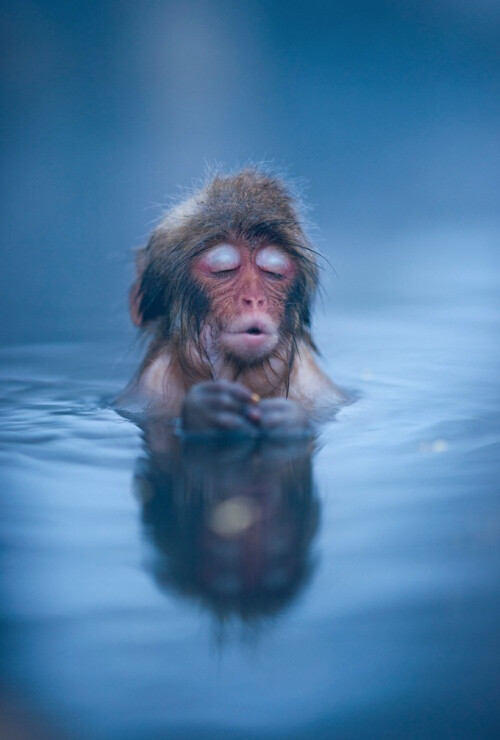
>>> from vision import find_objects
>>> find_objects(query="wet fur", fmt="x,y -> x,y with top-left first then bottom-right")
120,168 -> 339,416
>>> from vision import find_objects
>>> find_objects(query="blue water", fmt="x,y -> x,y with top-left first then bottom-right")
1,252 -> 499,738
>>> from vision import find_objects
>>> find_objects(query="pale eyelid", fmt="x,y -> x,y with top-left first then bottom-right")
255,247 -> 292,275
202,244 -> 241,272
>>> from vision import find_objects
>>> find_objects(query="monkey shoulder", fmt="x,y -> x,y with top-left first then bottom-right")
117,348 -> 184,418
289,344 -> 345,419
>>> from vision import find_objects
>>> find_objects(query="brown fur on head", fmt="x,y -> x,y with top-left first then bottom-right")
130,169 -> 320,383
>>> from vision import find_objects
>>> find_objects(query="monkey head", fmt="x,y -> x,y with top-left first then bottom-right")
130,169 -> 319,379
192,241 -> 297,364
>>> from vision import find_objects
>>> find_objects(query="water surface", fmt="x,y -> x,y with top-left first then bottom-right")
1,277 -> 499,738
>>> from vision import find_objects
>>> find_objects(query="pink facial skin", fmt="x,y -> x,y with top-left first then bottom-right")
193,243 -> 296,362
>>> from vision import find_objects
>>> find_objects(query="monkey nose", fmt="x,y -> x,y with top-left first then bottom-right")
242,296 -> 265,308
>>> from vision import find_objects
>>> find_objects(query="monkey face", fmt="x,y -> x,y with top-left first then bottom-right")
192,242 -> 296,364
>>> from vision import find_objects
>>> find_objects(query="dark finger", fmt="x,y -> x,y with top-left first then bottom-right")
214,381 -> 255,403
213,412 -> 259,434
203,391 -> 252,415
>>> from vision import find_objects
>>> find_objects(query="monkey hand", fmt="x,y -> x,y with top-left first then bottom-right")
181,381 -> 260,436
256,398 -> 314,438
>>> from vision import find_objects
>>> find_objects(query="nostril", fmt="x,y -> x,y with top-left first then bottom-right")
241,294 -> 266,308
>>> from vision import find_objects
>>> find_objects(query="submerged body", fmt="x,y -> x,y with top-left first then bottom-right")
117,169 -> 343,433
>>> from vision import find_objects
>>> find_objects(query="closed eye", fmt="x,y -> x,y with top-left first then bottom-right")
213,267 -> 239,277
255,246 -> 293,280
261,269 -> 284,280
197,244 -> 241,275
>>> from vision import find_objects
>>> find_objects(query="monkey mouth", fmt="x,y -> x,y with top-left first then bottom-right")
220,318 -> 278,361
226,316 -> 275,336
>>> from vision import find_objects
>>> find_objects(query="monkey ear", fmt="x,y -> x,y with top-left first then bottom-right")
129,279 -> 144,327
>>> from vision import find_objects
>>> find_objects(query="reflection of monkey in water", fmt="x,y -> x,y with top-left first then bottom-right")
134,428 -> 320,624
117,169 -> 344,435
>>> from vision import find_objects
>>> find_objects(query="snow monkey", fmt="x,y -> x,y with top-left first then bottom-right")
117,169 -> 343,435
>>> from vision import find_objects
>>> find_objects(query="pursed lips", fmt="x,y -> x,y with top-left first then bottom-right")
224,316 -> 275,336
219,317 -> 278,357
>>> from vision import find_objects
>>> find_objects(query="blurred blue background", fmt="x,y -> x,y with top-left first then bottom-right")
1,0 -> 499,345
